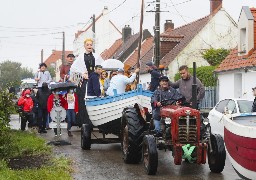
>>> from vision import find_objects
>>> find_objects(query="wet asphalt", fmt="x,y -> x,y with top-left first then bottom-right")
10,115 -> 241,180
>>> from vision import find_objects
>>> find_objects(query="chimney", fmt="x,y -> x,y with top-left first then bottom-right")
164,20 -> 174,32
122,25 -> 132,42
210,0 -> 222,14
102,6 -> 108,15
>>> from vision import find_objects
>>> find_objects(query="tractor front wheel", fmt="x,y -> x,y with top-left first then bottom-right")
121,108 -> 144,164
143,135 -> 158,175
208,133 -> 226,173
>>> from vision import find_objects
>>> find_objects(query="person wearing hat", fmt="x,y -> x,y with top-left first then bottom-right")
146,61 -> 161,92
151,76 -> 184,136
59,54 -> 75,82
106,67 -> 140,96
35,63 -> 52,89
252,87 -> 256,112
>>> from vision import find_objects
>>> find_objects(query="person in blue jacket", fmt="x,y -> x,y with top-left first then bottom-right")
87,65 -> 103,97
146,61 -> 161,92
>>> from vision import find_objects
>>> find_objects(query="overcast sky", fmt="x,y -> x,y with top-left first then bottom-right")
0,0 -> 255,72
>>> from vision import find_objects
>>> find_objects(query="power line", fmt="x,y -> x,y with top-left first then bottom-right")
105,0 -> 127,15
0,32 -> 62,39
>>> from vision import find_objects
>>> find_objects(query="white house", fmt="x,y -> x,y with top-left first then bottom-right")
138,0 -> 238,82
73,6 -> 122,57
215,6 -> 256,101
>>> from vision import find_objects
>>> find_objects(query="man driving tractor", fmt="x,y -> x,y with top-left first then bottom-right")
151,76 -> 184,136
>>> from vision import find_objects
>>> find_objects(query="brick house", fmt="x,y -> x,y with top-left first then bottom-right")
215,6 -> 256,101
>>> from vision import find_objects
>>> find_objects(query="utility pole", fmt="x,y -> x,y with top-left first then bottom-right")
154,0 -> 160,68
92,14 -> 96,53
61,32 -> 65,65
41,49 -> 43,63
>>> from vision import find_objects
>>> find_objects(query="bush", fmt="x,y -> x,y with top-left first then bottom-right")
174,66 -> 217,87
201,48 -> 230,66
0,86 -> 16,159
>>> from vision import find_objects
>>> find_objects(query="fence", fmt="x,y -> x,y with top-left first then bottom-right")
201,86 -> 218,110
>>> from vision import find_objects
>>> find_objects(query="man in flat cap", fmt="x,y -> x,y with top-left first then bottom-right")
151,76 -> 184,136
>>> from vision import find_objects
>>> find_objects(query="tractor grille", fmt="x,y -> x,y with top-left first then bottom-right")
178,116 -> 197,144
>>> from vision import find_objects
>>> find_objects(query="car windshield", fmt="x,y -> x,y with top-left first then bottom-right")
237,100 -> 253,113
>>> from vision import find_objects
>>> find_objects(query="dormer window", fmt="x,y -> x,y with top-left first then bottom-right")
238,6 -> 255,56
240,28 -> 246,53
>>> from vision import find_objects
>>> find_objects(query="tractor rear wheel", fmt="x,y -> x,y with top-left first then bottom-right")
143,135 -> 158,175
208,133 -> 226,173
81,124 -> 91,150
121,108 -> 144,164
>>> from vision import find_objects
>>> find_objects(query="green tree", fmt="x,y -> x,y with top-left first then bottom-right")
0,61 -> 22,88
20,67 -> 34,79
48,66 -> 56,79
201,48 -> 230,66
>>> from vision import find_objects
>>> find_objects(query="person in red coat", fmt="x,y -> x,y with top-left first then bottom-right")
47,90 -> 67,136
17,89 -> 34,131
64,89 -> 78,136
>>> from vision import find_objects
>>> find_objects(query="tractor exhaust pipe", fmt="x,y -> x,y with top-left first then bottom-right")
191,62 -> 198,109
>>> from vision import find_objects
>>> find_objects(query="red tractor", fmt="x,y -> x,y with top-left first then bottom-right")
121,103 -> 226,175
121,63 -> 225,175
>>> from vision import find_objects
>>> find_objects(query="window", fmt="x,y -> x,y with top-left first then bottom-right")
240,28 -> 246,53
215,99 -> 230,113
237,100 -> 253,113
226,100 -> 237,114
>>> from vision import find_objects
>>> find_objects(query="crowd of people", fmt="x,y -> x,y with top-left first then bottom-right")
19,37 -> 256,139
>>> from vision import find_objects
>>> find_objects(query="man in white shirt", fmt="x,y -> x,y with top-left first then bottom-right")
106,68 -> 140,96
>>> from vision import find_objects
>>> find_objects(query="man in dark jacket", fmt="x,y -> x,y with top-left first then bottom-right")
151,76 -> 184,135
252,87 -> 256,112
146,61 -> 161,92
36,82 -> 51,133
170,65 -> 205,108
87,65 -> 102,97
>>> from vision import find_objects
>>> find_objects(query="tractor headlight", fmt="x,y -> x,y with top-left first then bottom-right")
203,117 -> 209,126
165,118 -> 171,124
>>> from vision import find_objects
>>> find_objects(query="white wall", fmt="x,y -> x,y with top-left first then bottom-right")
167,9 -> 238,81
218,72 -> 235,100
218,70 -> 256,101
73,8 -> 121,57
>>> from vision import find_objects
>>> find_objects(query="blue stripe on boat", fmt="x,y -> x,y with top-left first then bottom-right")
85,85 -> 153,106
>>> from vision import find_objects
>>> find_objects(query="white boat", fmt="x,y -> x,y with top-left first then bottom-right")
223,114 -> 256,179
85,85 -> 152,126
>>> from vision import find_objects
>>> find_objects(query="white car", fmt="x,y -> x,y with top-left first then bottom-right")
208,98 -> 255,137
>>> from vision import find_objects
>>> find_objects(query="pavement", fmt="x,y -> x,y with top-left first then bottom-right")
10,114 -> 241,180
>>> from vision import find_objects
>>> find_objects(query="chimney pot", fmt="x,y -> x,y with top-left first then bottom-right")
122,25 -> 132,42
210,0 -> 222,14
164,20 -> 174,32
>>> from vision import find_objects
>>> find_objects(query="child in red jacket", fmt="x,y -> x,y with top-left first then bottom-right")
65,88 -> 78,136
17,89 -> 34,131
47,90 -> 67,136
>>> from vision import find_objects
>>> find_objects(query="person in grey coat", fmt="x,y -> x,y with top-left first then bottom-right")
151,76 -> 184,135
170,65 -> 205,108
35,63 -> 52,88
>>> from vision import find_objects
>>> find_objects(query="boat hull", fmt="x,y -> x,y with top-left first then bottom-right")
85,86 -> 153,126
224,116 -> 256,179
